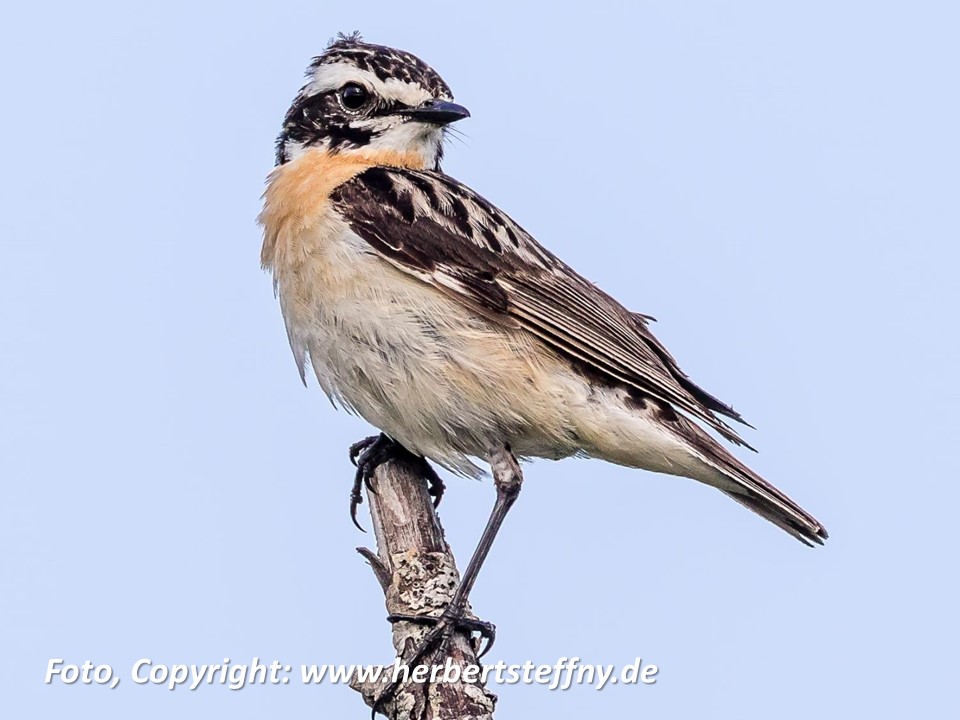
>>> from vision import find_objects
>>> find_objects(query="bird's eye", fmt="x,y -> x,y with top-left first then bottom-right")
339,83 -> 369,111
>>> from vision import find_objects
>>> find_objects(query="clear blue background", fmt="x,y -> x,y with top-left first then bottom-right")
3,1 -> 958,717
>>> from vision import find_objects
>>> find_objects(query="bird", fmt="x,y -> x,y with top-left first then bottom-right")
259,32 -> 828,708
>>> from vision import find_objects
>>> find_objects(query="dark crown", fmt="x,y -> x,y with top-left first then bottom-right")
313,33 -> 452,99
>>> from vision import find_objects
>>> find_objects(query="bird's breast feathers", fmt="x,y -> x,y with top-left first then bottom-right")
258,147 -> 435,389
258,149 -> 587,472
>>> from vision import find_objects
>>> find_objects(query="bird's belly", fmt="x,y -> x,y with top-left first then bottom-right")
279,226 -> 586,473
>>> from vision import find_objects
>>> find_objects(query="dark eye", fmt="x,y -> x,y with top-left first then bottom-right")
339,83 -> 368,111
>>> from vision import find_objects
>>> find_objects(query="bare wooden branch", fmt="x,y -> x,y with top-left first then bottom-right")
349,455 -> 498,719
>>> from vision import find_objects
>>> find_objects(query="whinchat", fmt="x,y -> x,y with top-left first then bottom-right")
259,34 -> 828,552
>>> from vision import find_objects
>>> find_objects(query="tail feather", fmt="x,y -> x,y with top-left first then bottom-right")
664,405 -> 828,546
722,487 -> 828,547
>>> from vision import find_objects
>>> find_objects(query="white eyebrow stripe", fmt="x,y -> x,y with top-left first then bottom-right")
307,63 -> 436,106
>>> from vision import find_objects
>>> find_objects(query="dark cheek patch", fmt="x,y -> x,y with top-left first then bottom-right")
276,88 -> 398,161
327,124 -> 375,151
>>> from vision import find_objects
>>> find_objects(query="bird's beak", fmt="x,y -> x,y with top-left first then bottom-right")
399,99 -> 471,125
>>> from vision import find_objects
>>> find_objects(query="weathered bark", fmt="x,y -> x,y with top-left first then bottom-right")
349,454 -> 497,719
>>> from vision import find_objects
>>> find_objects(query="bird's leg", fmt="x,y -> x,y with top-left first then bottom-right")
349,434 -> 446,532
371,442 -> 523,718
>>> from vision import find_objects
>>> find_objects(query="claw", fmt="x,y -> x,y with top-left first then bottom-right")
423,464 -> 446,508
470,619 -> 496,659
372,610 -> 496,715
349,436 -> 378,467
347,434 -> 443,531
348,435 -> 393,532
349,489 -> 366,533
349,442 -> 377,533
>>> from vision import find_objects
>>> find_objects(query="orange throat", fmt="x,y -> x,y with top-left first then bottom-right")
258,148 -> 427,272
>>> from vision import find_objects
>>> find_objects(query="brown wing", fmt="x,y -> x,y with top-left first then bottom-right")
330,166 -> 752,447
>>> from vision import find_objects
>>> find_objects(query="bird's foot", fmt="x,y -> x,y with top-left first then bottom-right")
371,607 -> 496,718
348,434 -> 395,531
387,611 -> 496,659
348,434 -> 445,531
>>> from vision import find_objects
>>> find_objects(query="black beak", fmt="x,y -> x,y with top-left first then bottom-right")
399,99 -> 471,125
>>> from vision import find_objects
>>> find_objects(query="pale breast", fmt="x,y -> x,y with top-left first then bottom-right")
277,220 -> 588,471
259,151 -> 589,473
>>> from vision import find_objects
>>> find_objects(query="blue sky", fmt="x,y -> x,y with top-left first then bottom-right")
2,1 -> 958,717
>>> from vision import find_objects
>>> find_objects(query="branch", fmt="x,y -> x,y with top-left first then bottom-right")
349,454 -> 498,719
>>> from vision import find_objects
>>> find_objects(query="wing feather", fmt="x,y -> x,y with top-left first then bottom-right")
330,166 -> 751,446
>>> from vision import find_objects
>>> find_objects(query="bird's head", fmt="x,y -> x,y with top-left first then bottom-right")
275,33 -> 470,169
